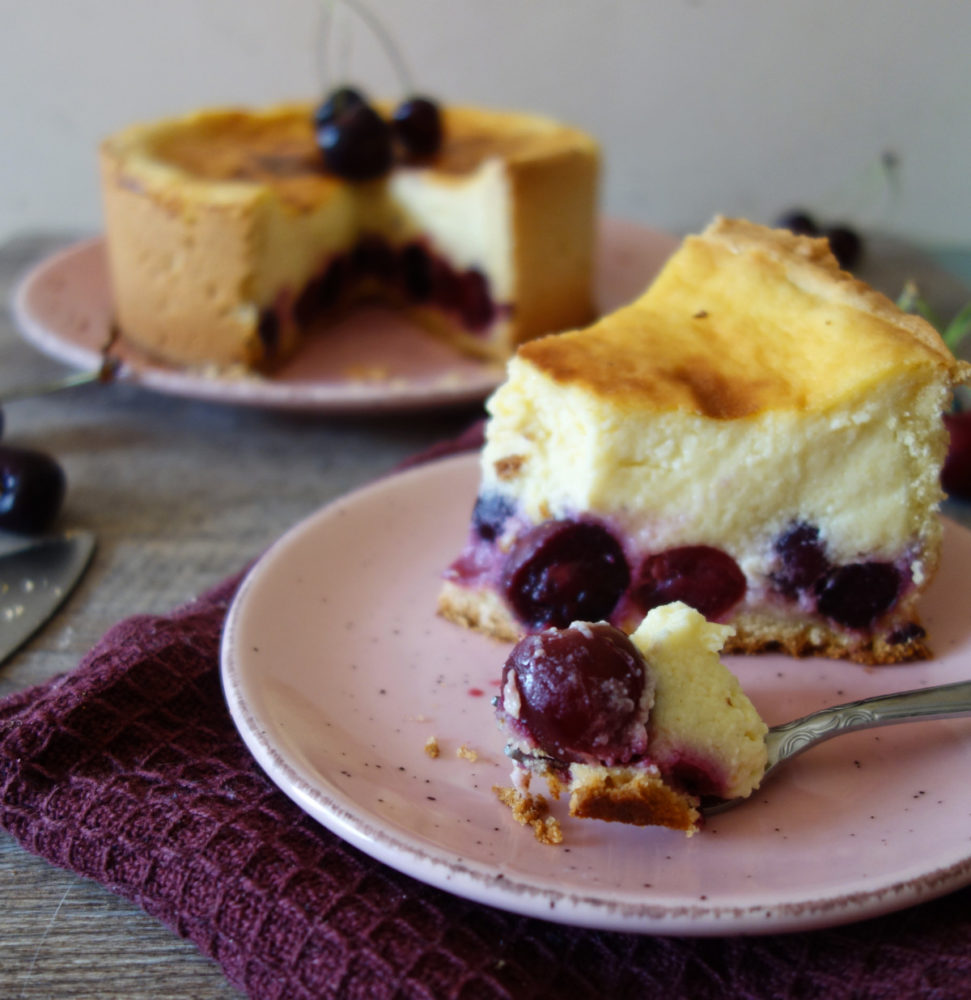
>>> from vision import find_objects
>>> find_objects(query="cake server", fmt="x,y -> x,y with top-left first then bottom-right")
704,679 -> 971,814
0,530 -> 96,666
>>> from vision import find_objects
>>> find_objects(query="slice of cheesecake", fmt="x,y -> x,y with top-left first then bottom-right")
99,101 -> 599,371
494,602 -> 768,836
440,217 -> 971,664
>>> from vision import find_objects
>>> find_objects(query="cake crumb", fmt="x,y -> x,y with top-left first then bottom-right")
494,786 -> 563,845
457,744 -> 479,762
424,736 -> 440,758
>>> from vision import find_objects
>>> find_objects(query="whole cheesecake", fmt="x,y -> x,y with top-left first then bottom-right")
439,217 -> 971,665
99,100 -> 599,371
494,603 -> 768,836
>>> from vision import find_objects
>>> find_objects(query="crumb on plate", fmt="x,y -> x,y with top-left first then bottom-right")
494,785 -> 563,845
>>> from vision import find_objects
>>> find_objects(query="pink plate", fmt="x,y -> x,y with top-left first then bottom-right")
12,219 -> 676,414
221,453 -> 971,934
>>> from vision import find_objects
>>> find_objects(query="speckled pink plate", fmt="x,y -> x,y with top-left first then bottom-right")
221,453 -> 971,935
12,219 -> 676,414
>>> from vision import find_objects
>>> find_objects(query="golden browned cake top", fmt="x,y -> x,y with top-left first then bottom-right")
101,102 -> 598,211
518,216 -> 971,419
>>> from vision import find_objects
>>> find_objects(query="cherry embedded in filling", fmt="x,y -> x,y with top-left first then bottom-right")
459,270 -> 495,329
770,521 -> 830,598
888,621 -> 926,645
501,519 -> 630,629
282,237 -> 500,339
401,242 -> 433,301
632,545 -> 745,621
497,622 -> 650,765
814,562 -> 901,629
769,520 -> 906,632
349,236 -> 398,283
471,492 -> 515,541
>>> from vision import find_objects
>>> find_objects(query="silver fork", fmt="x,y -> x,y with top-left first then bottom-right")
704,678 -> 971,814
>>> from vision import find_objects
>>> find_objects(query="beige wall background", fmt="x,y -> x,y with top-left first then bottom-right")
2,0 -> 969,246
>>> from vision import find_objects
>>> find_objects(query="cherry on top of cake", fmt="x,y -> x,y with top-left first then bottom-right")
516,217 -> 971,419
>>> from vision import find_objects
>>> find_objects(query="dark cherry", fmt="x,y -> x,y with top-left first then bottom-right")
771,522 -> 829,597
349,236 -> 398,283
257,309 -> 280,355
316,102 -> 393,181
632,545 -> 745,621
459,270 -> 495,330
774,211 -> 864,269
294,255 -> 348,325
401,242 -> 433,301
471,492 -> 515,541
775,210 -> 818,236
942,411 -> 971,500
814,562 -> 900,629
430,258 -> 462,312
888,622 -> 926,646
825,224 -> 863,270
501,519 -> 630,629
392,97 -> 443,160
498,622 -> 649,764
0,444 -> 67,535
313,86 -> 367,129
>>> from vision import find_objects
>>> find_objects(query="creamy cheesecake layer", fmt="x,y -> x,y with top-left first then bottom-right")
100,102 -> 599,369
630,603 -> 767,801
482,361 -> 948,590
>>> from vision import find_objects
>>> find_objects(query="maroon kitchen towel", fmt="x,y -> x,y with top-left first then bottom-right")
2,422 -> 971,999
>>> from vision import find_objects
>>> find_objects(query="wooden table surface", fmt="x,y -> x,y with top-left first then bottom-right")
0,232 -> 477,999
1,230 -> 969,999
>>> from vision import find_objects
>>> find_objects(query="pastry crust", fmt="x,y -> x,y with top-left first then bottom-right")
568,764 -> 700,834
438,579 -> 932,666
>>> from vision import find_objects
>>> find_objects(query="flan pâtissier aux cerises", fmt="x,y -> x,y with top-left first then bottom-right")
495,603 -> 768,838
99,100 -> 599,371
440,217 -> 971,665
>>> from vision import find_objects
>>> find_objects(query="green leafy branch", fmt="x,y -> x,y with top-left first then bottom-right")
897,281 -> 971,355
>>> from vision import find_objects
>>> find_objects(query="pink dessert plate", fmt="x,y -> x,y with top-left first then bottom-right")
221,452 -> 971,936
11,219 -> 676,414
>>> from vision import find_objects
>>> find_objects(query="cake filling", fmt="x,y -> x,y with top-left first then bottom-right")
445,501 -> 921,644
258,234 -> 507,362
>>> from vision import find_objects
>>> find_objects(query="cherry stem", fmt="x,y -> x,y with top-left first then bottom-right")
317,0 -> 414,94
